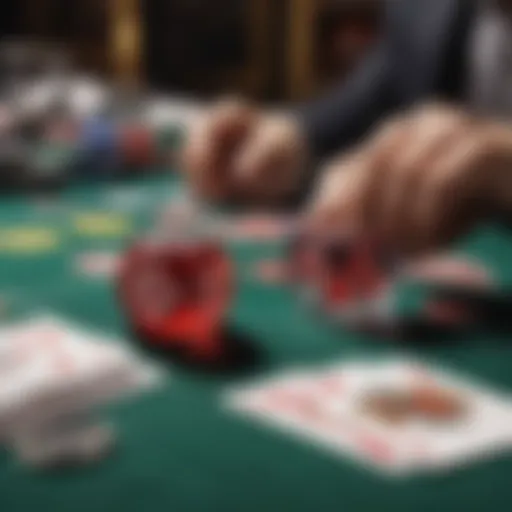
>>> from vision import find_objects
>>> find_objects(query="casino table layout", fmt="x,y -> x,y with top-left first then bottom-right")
1,174 -> 512,512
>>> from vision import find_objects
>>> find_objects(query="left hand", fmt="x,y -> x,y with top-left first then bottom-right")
308,104 -> 512,254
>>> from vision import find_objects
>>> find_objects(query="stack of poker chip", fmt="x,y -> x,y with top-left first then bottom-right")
73,117 -> 120,179
28,118 -> 79,190
36,116 -> 184,182
0,97 -> 184,190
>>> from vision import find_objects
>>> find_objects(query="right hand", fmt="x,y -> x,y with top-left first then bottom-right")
307,104 -> 512,254
182,98 -> 307,204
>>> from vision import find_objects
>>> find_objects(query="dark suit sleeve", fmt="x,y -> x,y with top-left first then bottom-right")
297,4 -> 402,161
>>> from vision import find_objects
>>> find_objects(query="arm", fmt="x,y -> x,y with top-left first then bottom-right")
297,4 -> 402,161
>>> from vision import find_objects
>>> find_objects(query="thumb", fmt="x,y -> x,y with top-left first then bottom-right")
233,126 -> 276,186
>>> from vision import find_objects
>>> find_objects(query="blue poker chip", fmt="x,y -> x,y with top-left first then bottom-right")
74,117 -> 120,178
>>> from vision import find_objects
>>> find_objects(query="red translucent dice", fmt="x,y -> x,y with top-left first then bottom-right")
117,236 -> 233,361
289,231 -> 389,314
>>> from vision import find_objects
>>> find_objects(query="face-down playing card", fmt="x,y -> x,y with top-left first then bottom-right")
379,254 -> 509,334
225,359 -> 512,476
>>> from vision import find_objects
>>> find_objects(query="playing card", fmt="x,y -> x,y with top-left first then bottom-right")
0,314 -> 164,439
227,364 -> 418,475
381,361 -> 512,472
226,359 -> 512,476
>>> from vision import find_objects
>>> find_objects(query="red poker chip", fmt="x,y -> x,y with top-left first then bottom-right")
118,124 -> 156,167
117,237 -> 233,361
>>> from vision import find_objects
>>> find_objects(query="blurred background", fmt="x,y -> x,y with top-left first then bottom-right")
1,0 -> 383,103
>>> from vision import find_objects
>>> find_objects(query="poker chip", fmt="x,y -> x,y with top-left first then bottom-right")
410,386 -> 467,423
361,384 -> 466,425
29,142 -> 74,189
118,123 -> 155,168
155,123 -> 182,150
154,124 -> 183,164
44,118 -> 80,144
117,236 -> 233,362
361,390 -> 411,425
75,118 -> 119,178
75,251 -> 120,278
15,420 -> 116,469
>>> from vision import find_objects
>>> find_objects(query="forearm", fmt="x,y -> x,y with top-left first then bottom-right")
296,45 -> 395,163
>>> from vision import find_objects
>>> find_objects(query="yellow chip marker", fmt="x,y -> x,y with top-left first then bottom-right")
0,227 -> 60,254
73,212 -> 132,237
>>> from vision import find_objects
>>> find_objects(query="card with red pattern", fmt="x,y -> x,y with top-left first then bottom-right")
226,359 -> 512,476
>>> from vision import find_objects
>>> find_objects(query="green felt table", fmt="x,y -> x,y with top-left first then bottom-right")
1,175 -> 512,512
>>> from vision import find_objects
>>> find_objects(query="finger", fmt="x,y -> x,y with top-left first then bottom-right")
408,103 -> 469,129
408,130 -> 484,253
352,115 -> 412,235
232,123 -> 277,196
233,116 -> 302,201
184,100 -> 254,199
306,152 -> 366,234
377,110 -> 471,247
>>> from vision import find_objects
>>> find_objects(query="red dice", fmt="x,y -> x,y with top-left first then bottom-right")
117,236 -> 233,362
289,231 -> 389,314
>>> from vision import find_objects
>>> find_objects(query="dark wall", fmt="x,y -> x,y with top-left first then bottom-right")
0,3 -> 22,38
142,0 -> 249,96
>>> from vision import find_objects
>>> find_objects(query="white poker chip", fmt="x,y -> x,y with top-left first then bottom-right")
75,251 -> 120,278
13,420 -> 115,469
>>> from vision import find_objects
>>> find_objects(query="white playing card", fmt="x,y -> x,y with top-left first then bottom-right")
374,360 -> 512,472
0,314 -> 165,440
226,358 -> 512,476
